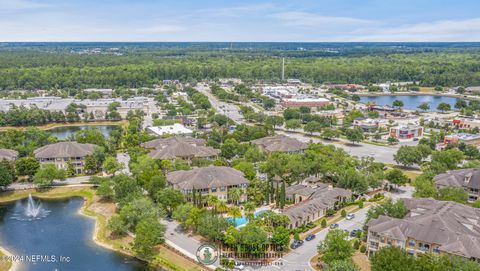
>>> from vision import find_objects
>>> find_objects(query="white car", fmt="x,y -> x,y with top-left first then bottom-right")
346,213 -> 355,220
234,262 -> 245,270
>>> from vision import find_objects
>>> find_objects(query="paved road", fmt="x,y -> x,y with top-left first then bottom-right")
116,152 -> 131,175
252,185 -> 415,271
195,85 -> 245,124
276,130 -> 399,165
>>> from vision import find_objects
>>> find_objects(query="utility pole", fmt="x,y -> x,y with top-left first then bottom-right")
281,57 -> 285,81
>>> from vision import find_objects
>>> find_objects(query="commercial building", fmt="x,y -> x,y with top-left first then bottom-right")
166,166 -> 249,202
34,142 -> 97,174
389,125 -> 423,139
452,118 -> 480,129
83,97 -> 149,120
281,97 -> 330,108
146,124 -> 193,137
434,168 -> 480,202
367,198 -> 480,260
443,133 -> 480,148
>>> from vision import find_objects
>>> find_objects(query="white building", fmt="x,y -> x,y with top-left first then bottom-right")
147,123 -> 193,137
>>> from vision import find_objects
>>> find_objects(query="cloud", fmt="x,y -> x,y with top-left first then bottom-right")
349,18 -> 480,41
269,11 -> 374,27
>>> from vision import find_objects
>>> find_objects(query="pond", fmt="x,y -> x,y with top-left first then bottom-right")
359,95 -> 459,111
0,196 -> 157,271
47,125 -> 119,140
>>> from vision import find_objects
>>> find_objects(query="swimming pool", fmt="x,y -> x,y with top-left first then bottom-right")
227,210 -> 268,227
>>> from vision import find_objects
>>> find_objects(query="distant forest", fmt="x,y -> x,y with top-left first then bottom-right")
0,42 -> 479,89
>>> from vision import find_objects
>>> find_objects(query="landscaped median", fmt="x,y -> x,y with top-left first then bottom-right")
0,187 -> 207,271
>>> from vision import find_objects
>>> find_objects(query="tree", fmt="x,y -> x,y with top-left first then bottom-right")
394,146 -> 423,167
285,119 -> 302,130
220,138 -> 241,159
387,137 -> 398,145
15,157 -> 40,178
0,160 -> 15,188
197,214 -> 230,241
119,197 -> 163,230
437,102 -> 451,113
156,188 -> 184,217
236,224 -> 268,256
437,187 -> 468,203
385,169 -> 409,188
345,128 -> 364,145
133,216 -> 166,259
365,199 -> 408,225
228,187 -> 243,205
326,260 -> 359,271
304,121 -> 322,135
321,218 -> 327,228
317,229 -> 354,265
413,174 -> 438,198
321,128 -> 341,140
271,226 -> 290,250
392,100 -> 404,109
228,206 -> 242,226
102,156 -> 123,176
112,174 -> 142,204
130,155 -> 160,187
32,164 -> 66,187
370,246 -> 416,271
417,102 -> 430,112
233,161 -> 256,180
107,214 -> 128,237
75,128 -> 106,146
96,180 -> 114,200
172,203 -> 193,227
430,149 -> 464,174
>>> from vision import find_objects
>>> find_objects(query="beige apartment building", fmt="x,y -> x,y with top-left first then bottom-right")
166,166 -> 249,202
367,198 -> 480,260
34,142 -> 97,174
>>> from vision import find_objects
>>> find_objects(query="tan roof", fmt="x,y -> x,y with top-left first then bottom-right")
34,142 -> 97,159
251,134 -> 307,153
0,149 -> 19,161
368,198 -> 480,259
166,166 -> 249,191
148,142 -> 219,160
141,137 -> 206,149
283,197 -> 328,224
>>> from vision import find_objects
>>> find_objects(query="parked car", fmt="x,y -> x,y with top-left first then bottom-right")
234,262 -> 245,270
305,234 -> 316,241
330,223 -> 339,229
346,213 -> 355,220
413,137 -> 419,141
290,240 -> 304,249
350,229 -> 360,237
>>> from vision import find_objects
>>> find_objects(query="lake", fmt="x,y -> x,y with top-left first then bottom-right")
359,95 -> 459,111
48,125 -> 119,140
0,197 -> 157,271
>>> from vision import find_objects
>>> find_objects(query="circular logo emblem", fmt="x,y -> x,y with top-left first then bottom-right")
196,244 -> 219,265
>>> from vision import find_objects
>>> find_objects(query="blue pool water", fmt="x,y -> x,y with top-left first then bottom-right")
228,210 -> 268,227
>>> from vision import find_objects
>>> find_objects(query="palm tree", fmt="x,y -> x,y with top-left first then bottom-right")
215,201 -> 229,213
228,206 -> 242,227
228,187 -> 243,205
244,201 -> 256,221
207,195 -> 219,213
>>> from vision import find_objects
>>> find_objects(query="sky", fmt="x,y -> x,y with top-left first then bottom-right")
1,0 -> 480,42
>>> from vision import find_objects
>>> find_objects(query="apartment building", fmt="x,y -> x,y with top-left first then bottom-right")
142,136 -> 219,161
251,134 -> 307,154
367,198 -> 480,260
166,166 -> 249,202
34,142 -> 97,174
434,168 -> 480,202
0,149 -> 19,161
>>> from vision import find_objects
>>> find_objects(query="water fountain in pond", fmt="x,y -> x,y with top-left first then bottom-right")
11,194 -> 50,221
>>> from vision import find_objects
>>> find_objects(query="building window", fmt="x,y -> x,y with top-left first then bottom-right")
211,188 -> 217,192
408,240 -> 415,247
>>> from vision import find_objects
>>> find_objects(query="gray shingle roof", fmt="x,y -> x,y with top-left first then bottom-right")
166,166 -> 249,190
368,198 -> 480,259
0,149 -> 19,161
141,136 -> 206,149
34,142 -> 97,159
251,134 -> 307,153
147,141 -> 219,160
434,168 -> 480,190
